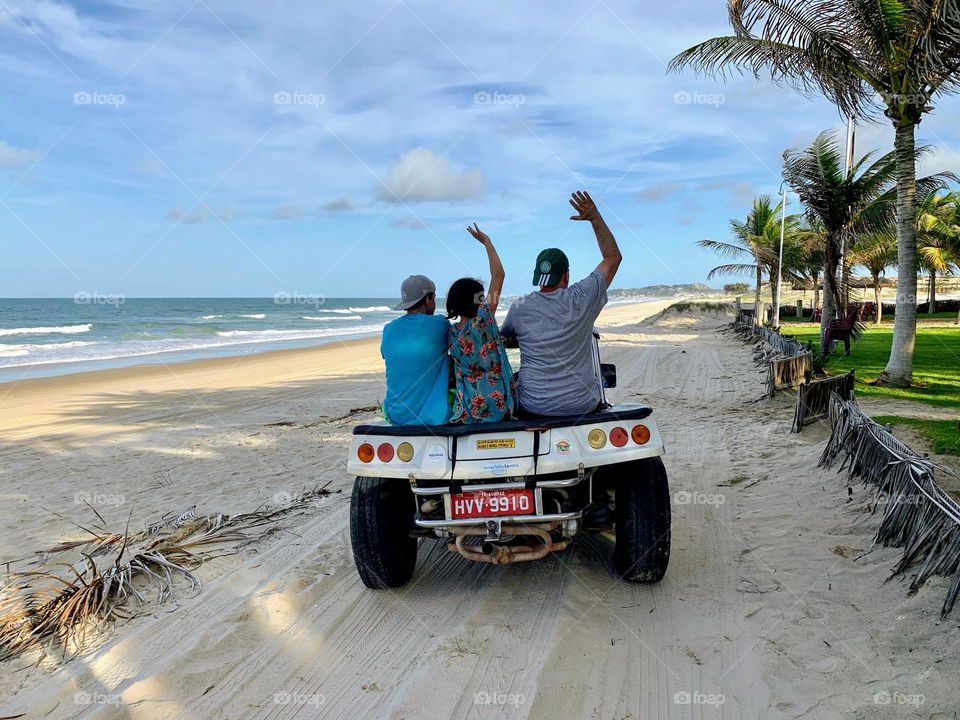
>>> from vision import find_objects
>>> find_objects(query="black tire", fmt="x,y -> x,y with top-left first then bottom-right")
350,477 -> 418,589
614,457 -> 671,583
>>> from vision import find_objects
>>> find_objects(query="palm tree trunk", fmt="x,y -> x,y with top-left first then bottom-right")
754,265 -> 763,325
812,273 -> 820,314
929,269 -> 937,315
880,123 -> 919,386
770,266 -> 780,327
873,273 -> 882,326
819,245 -> 841,353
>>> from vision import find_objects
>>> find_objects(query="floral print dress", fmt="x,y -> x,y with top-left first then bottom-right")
449,302 -> 517,423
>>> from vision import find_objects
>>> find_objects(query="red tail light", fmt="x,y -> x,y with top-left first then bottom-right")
610,427 -> 628,447
377,443 -> 395,462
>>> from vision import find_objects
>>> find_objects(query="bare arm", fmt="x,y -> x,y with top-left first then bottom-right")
569,190 -> 621,288
466,223 -> 504,316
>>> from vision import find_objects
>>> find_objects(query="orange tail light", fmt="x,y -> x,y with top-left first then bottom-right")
631,424 -> 651,445
357,443 -> 375,463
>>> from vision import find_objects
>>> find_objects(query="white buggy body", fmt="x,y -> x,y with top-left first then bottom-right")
347,401 -> 671,587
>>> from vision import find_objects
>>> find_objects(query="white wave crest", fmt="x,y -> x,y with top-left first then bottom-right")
0,323 -> 93,337
302,315 -> 362,321
238,313 -> 266,319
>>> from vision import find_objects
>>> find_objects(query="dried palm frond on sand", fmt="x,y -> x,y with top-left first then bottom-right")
820,396 -> 960,617
0,484 -> 333,664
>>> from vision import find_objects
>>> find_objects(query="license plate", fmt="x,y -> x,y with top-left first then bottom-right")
449,488 -> 535,519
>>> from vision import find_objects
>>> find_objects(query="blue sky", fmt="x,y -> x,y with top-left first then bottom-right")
2,0 -> 960,298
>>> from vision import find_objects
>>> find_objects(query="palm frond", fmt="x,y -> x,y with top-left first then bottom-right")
0,485 -> 333,663
705,262 -> 758,279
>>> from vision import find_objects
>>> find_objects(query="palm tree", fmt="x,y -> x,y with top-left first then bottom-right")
850,231 -> 897,324
916,191 -> 960,313
669,0 -> 960,385
782,132 -> 911,352
794,220 -> 827,313
698,196 -> 791,323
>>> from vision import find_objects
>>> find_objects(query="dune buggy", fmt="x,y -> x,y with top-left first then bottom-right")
346,354 -> 670,588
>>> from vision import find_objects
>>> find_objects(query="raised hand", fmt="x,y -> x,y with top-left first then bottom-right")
569,190 -> 600,222
466,222 -> 491,244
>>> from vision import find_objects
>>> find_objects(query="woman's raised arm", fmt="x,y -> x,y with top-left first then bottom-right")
466,223 -> 504,317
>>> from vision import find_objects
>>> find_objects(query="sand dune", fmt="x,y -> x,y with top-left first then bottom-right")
1,301 -> 957,718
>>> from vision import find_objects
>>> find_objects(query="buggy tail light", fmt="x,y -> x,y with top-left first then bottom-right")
631,424 -> 651,445
396,442 -> 414,462
377,443 -> 395,462
610,426 -> 628,447
587,428 -> 607,449
357,443 -> 375,463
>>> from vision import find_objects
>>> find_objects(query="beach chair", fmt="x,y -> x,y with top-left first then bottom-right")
823,309 -> 865,356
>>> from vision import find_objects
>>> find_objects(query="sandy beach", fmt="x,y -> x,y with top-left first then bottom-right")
2,298 -> 958,719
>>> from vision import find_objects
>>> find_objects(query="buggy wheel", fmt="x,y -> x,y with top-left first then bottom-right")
350,477 -> 418,589
614,457 -> 671,583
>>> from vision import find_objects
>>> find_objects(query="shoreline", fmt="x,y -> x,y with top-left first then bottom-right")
0,297 -> 691,393
0,297 -> 687,441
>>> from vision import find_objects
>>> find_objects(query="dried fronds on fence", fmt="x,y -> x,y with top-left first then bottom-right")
0,485 -> 332,664
792,370 -> 856,432
819,396 -> 960,617
725,316 -> 810,397
768,353 -> 812,397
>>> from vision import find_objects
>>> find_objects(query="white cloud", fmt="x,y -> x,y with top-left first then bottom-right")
0,140 -> 39,167
167,205 -> 236,224
636,182 -> 685,202
272,205 -> 303,221
390,216 -> 428,229
323,196 -> 354,212
377,147 -> 484,203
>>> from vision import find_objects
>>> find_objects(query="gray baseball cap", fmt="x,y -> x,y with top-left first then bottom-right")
394,274 -> 436,310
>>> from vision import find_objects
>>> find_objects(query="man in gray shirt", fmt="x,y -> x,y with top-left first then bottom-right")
501,191 -> 622,417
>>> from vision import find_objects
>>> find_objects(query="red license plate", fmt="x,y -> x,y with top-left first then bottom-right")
450,488 -> 535,519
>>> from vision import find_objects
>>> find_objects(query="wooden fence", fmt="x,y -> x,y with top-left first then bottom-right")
729,315 -> 811,398
791,370 -> 856,432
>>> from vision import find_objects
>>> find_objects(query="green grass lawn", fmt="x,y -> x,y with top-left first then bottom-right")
780,323 -> 960,455
870,416 -> 960,456
784,324 -> 960,407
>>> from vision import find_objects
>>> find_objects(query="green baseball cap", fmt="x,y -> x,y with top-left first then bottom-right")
533,248 -> 569,286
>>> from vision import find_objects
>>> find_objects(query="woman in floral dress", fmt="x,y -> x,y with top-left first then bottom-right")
446,224 -> 516,423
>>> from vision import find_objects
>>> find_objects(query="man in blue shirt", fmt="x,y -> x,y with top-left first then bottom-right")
381,275 -> 451,425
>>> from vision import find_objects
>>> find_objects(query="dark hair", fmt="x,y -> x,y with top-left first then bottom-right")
446,278 -> 484,319
407,292 -> 434,313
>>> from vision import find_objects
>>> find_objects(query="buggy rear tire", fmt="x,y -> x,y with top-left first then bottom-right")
614,457 -> 671,583
350,476 -> 418,589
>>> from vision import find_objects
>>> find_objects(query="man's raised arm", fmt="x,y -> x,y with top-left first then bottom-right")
569,190 -> 621,288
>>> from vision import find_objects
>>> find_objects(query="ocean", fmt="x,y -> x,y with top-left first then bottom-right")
0,298 -> 400,382
0,293 -> 658,382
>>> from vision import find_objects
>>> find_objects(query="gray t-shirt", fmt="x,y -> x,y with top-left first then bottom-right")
501,268 -> 608,416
